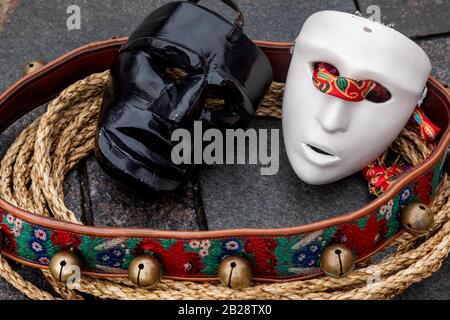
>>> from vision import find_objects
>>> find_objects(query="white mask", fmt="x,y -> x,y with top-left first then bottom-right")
282,10 -> 431,185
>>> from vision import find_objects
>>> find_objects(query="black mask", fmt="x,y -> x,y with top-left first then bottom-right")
95,0 -> 273,192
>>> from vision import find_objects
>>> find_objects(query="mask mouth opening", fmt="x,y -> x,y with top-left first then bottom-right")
300,143 -> 342,166
307,144 -> 334,157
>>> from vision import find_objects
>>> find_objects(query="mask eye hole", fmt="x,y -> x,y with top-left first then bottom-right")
150,54 -> 190,82
204,84 -> 244,113
366,82 -> 392,103
164,67 -> 189,82
204,85 -> 227,111
313,62 -> 391,103
313,62 -> 339,76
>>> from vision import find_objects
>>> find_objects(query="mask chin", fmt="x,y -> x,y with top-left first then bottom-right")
287,145 -> 342,185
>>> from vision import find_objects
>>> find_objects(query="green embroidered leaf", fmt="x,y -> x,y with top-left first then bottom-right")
322,226 -> 337,241
432,159 -> 444,190
126,238 -> 140,250
336,77 -> 349,92
318,71 -> 331,81
384,195 -> 400,238
44,237 -> 56,257
160,239 -> 177,250
16,222 -> 33,260
356,215 -> 370,229
274,236 -> 302,276
80,235 -> 103,269
202,240 -> 224,275
121,238 -> 141,269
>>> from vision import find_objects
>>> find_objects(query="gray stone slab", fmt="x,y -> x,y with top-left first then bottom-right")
86,156 -> 199,230
0,0 -> 356,92
0,276 -> 27,300
63,169 -> 84,222
0,107 -> 44,160
417,36 -> 450,85
0,0 -> 167,92
198,0 -> 356,42
357,0 -> 450,38
199,117 -> 372,230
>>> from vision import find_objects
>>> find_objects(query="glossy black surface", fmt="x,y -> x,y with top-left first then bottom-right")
95,1 -> 273,192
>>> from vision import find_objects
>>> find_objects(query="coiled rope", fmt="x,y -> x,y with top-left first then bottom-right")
0,71 -> 448,300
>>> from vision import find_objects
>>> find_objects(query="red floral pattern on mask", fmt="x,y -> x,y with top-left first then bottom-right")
313,63 -> 376,102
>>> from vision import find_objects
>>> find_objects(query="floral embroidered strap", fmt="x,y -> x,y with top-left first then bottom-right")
362,153 -> 412,197
0,157 -> 445,280
410,108 -> 441,143
364,108 -> 440,196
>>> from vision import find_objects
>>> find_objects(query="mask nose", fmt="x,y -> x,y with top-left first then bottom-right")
315,99 -> 351,133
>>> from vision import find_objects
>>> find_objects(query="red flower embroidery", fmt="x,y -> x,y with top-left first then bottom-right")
332,214 -> 387,257
244,237 -> 277,276
1,224 -> 17,252
138,239 -> 165,255
136,239 -> 202,276
50,230 -> 82,249
414,171 -> 433,204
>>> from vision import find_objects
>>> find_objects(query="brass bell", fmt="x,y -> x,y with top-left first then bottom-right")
320,244 -> 355,277
218,256 -> 252,289
49,250 -> 83,283
128,255 -> 162,288
401,203 -> 434,236
23,60 -> 46,76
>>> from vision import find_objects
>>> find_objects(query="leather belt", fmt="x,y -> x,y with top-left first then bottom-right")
0,38 -> 449,282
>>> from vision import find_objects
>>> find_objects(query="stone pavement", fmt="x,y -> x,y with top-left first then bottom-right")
0,0 -> 449,300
